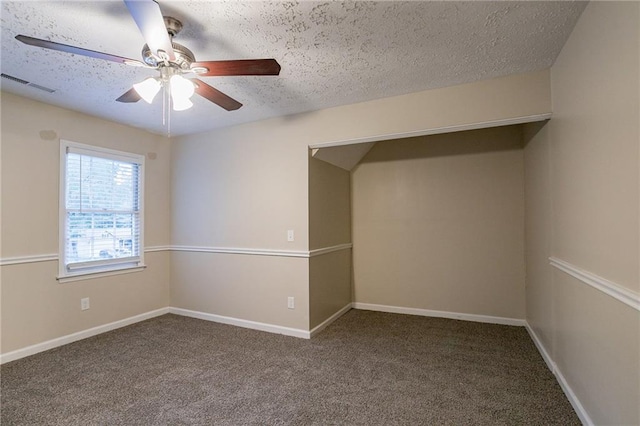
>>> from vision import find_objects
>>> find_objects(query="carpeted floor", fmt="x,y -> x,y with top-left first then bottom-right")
1,310 -> 579,425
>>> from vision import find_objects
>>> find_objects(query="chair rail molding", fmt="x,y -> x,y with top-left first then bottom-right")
308,243 -> 352,257
0,246 -> 172,266
0,253 -> 58,266
1,244 -> 354,265
170,245 -> 309,258
549,257 -> 640,311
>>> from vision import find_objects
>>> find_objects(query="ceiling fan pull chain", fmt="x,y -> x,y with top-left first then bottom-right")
162,83 -> 166,127
166,82 -> 171,137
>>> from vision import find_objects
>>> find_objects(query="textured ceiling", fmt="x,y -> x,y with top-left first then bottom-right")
0,1 -> 586,137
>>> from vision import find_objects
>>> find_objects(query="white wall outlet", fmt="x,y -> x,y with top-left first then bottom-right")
287,230 -> 295,242
80,297 -> 90,311
287,296 -> 295,309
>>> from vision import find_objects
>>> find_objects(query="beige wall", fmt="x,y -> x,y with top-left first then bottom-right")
296,68 -> 550,145
309,250 -> 351,329
308,156 -> 351,251
1,93 -> 171,354
169,120 -> 311,331
1,254 -> 169,352
551,3 -> 639,291
170,252 -> 309,330
170,127 -> 309,251
170,70 -> 550,332
523,122 -> 554,350
0,68 -> 550,353
171,69 -> 550,252
525,2 -> 639,424
308,156 -> 352,328
352,126 -> 526,319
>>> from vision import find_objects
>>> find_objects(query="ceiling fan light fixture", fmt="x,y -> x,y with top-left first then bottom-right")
133,77 -> 161,103
169,74 -> 195,99
172,96 -> 193,111
169,75 -> 195,111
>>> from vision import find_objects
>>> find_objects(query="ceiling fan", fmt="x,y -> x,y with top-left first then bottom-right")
15,0 -> 281,112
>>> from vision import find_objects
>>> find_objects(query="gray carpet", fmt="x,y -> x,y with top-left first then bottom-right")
1,310 -> 579,425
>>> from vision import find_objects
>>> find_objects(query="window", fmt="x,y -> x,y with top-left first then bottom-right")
59,140 -> 144,281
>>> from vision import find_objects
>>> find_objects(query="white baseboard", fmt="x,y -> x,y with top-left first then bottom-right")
353,302 -> 526,326
1,305 -> 343,364
524,323 -> 556,373
0,307 -> 170,365
169,307 -> 311,339
525,323 -> 593,426
310,303 -> 352,337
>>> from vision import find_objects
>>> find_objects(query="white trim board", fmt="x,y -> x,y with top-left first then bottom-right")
310,303 -> 353,337
0,246 -> 171,266
144,245 -> 172,253
163,243 -> 353,258
0,244 -> 353,265
524,324 -> 555,374
308,113 -> 552,149
525,323 -> 594,426
169,307 -> 311,339
0,306 -> 316,364
549,257 -> 640,312
1,302 -> 523,364
170,245 -> 309,258
172,244 -> 352,258
0,253 -> 58,266
0,307 -> 170,365
309,243 -> 352,257
353,302 -> 526,326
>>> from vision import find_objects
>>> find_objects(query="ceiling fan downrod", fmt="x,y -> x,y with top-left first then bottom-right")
163,16 -> 182,37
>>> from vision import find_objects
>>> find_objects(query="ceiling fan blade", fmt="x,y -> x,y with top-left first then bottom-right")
192,79 -> 242,111
116,87 -> 141,103
15,35 -> 146,66
191,59 -> 281,77
124,0 -> 175,61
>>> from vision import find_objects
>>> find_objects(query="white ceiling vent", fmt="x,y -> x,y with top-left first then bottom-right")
1,73 -> 55,93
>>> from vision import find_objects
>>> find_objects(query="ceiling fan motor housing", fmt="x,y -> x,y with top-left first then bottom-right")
142,41 -> 195,69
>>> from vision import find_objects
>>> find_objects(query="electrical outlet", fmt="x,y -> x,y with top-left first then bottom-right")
287,230 -> 295,242
287,297 -> 295,309
81,297 -> 90,311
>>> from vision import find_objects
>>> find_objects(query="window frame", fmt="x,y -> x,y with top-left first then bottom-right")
58,140 -> 145,282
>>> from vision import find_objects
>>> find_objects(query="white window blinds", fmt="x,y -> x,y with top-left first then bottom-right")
60,141 -> 144,277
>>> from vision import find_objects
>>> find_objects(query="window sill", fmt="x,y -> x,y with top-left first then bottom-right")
57,265 -> 146,284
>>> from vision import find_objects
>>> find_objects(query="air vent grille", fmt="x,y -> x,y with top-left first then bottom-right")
1,73 -> 28,85
28,83 -> 56,93
1,73 -> 56,93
